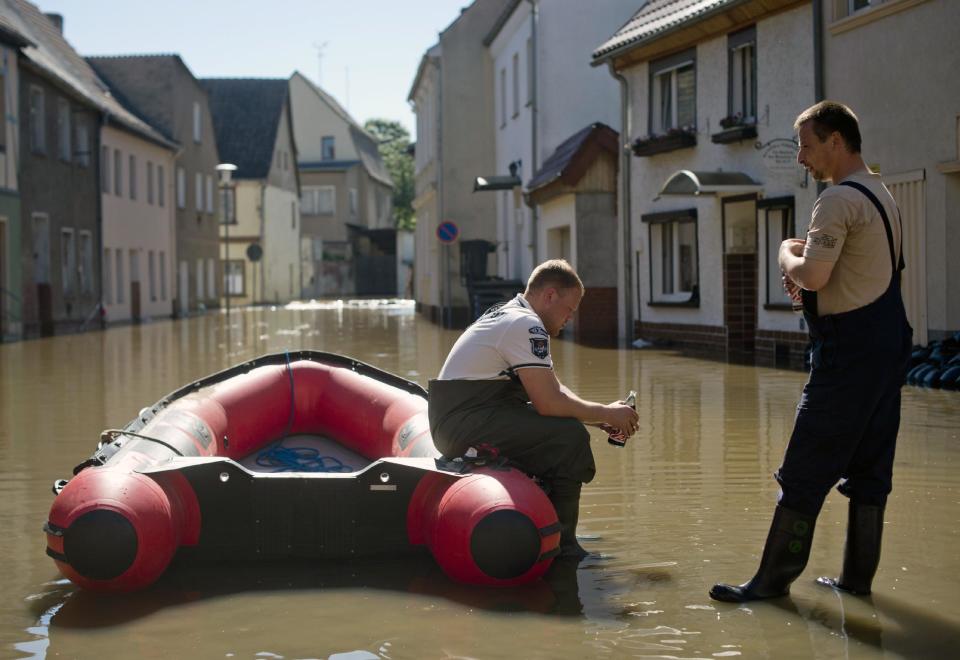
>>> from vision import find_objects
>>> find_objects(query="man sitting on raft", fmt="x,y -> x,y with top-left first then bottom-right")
428,259 -> 639,559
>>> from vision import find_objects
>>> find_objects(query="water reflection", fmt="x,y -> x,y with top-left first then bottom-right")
1,302 -> 958,658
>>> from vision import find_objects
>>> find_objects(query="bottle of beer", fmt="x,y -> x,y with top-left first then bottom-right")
608,390 -> 637,447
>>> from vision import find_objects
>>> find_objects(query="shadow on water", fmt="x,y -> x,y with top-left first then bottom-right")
28,554 -> 595,631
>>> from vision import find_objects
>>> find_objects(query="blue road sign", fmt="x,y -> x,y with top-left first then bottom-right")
436,221 -> 459,243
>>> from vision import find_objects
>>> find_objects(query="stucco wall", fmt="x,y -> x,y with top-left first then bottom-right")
101,125 -> 176,322
823,0 -> 960,337
623,4 -> 817,333
289,73 -> 358,163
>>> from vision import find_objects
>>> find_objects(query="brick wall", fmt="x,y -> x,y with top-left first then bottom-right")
724,253 -> 758,354
755,328 -> 809,367
635,320 -> 727,352
576,286 -> 618,346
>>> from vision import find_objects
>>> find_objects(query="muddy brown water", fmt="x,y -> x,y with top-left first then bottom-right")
1,301 -> 958,658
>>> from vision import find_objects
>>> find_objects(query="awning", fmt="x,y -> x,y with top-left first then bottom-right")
474,175 -> 522,192
659,170 -> 762,196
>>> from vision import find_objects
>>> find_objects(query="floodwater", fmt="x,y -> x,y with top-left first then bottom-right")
1,301 -> 958,659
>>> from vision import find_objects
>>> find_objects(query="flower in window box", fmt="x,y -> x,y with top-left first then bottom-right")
719,113 -> 745,130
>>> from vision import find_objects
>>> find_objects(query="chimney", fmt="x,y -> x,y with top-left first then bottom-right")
44,13 -> 63,34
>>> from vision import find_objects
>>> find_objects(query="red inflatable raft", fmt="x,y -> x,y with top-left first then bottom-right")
45,352 -> 561,592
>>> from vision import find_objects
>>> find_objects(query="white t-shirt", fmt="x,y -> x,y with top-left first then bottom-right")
437,294 -> 553,380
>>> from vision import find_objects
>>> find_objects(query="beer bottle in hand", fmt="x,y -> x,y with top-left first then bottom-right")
608,390 -> 637,447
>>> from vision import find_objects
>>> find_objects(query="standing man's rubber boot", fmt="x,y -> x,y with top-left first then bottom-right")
816,502 -> 884,595
710,505 -> 817,602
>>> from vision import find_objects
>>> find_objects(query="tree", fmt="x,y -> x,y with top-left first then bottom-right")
364,118 -> 415,231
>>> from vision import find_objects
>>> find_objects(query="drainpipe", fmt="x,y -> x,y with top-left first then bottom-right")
813,0 -> 826,195
526,0 -> 539,266
606,61 -> 633,343
437,57 -> 448,326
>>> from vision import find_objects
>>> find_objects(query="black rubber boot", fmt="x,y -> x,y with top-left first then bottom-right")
548,480 -> 589,560
710,505 -> 817,603
816,501 -> 884,595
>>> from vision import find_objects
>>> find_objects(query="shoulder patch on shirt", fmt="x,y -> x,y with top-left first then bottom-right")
529,337 -> 549,359
810,233 -> 838,249
528,325 -> 548,337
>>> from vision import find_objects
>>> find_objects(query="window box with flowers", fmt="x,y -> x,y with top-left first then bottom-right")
631,126 -> 697,157
711,113 -> 758,144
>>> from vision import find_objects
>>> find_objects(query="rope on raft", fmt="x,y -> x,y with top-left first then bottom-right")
255,444 -> 353,473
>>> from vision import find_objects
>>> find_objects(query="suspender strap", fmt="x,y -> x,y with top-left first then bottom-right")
838,181 -> 905,275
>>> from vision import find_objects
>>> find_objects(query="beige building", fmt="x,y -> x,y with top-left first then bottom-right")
821,0 -> 960,343
289,72 -> 394,297
100,125 -> 177,323
408,0 -> 512,327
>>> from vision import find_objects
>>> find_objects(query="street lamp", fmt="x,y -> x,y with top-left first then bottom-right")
217,163 -> 238,320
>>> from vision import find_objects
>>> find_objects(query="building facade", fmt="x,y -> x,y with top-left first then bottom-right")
594,0 -> 819,359
88,54 -> 222,316
203,78 -> 300,306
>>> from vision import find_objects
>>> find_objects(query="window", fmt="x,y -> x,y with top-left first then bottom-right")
283,151 -> 288,170
148,250 -> 156,301
129,154 -> 137,200
176,167 -> 185,209
78,231 -> 92,295
728,27 -> 757,123
115,249 -> 124,304
321,136 -> 335,160
193,101 -> 202,143
29,85 -> 45,154
526,38 -> 534,106
75,120 -> 90,167
196,258 -> 204,298
114,149 -> 122,196
512,52 -> 519,118
101,146 -> 110,193
650,50 -> 696,134
60,228 -> 75,296
159,251 -> 166,301
644,209 -> 699,304
158,165 -> 166,207
301,186 -> 335,215
0,72 -> 5,151
761,198 -> 796,307
207,258 -> 215,299
103,248 -> 113,304
224,260 -> 245,296
499,68 -> 506,128
57,98 -> 70,161
349,188 -> 358,216
291,201 -> 296,229
195,172 -> 203,212
147,161 -> 154,204
206,174 -> 214,213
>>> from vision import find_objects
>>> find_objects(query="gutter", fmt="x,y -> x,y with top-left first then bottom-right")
526,0 -> 539,264
605,62 -> 634,342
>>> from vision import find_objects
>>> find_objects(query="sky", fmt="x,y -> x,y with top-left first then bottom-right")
34,0 -> 475,137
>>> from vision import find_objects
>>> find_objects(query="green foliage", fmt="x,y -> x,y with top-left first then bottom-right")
364,118 -> 415,231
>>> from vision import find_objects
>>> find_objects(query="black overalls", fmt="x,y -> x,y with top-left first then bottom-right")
775,181 -> 913,517
428,377 -> 596,491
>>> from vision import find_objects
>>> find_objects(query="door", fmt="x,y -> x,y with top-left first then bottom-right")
886,169 -> 927,345
722,195 -> 758,354
32,214 -> 53,335
178,260 -> 188,316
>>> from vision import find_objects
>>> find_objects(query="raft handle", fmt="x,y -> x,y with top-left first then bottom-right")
538,521 -> 561,538
43,521 -> 65,537
51,479 -> 69,496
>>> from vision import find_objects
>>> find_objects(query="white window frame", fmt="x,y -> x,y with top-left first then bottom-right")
196,258 -> 204,299
176,167 -> 185,209
195,172 -> 203,212
75,119 -> 90,167
650,50 -> 696,135
101,145 -> 110,193
206,174 -> 214,213
159,251 -> 167,301
147,161 -> 154,204
646,212 -> 699,304
349,188 -> 358,216
224,259 -> 245,296
57,97 -> 71,162
60,227 -> 75,297
103,247 -> 113,304
114,149 -> 122,196
193,101 -> 202,143
148,250 -> 156,301
321,136 -> 335,160
762,200 -> 796,308
511,52 -> 520,118
206,258 -> 215,300
129,154 -> 137,200
158,165 -> 166,207
499,68 -> 506,128
29,85 -> 45,154
115,248 -> 125,304
728,26 -> 757,123
78,230 -> 93,295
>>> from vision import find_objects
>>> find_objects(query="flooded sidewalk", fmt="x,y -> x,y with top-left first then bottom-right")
1,303 -> 958,658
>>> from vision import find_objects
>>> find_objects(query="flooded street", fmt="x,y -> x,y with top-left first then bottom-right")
2,302 -> 958,658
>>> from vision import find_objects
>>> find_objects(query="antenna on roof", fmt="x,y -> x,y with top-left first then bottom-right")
345,66 -> 350,113
312,41 -> 329,87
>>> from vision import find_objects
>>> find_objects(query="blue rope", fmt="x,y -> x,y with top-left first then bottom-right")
255,444 -> 353,473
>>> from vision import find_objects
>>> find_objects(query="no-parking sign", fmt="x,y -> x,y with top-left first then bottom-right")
436,221 -> 459,243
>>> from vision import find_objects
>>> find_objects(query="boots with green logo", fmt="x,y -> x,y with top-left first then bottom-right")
710,505 -> 817,602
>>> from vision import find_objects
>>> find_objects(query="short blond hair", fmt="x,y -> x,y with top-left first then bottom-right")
525,259 -> 583,294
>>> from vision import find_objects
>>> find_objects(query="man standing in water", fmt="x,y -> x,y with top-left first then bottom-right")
711,102 -> 912,602
428,259 -> 639,559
